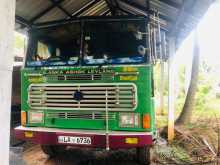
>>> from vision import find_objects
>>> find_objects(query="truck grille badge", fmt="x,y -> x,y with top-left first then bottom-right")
73,91 -> 83,101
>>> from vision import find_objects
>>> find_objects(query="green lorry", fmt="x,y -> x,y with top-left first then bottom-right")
15,16 -> 156,164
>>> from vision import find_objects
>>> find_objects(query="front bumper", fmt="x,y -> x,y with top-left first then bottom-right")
15,126 -> 153,149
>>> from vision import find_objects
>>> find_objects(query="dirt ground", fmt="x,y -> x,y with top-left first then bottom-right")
14,113 -> 220,165
22,145 -> 147,165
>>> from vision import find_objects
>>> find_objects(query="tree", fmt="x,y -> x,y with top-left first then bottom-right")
175,31 -> 200,125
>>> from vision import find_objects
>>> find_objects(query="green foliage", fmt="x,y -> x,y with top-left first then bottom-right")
171,145 -> 191,163
153,62 -> 168,99
154,60 -> 214,116
175,66 -> 186,112
14,32 -> 25,49
195,81 -> 212,111
194,62 -> 213,111
176,62 -> 213,112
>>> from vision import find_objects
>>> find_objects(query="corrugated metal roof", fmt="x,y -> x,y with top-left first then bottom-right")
36,7 -> 67,23
15,0 -> 214,47
16,0 -> 52,21
60,0 -> 91,15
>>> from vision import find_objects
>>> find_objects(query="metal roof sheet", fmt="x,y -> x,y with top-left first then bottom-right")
16,0 -> 52,21
15,0 -> 214,47
35,7 -> 67,23
60,0 -> 91,15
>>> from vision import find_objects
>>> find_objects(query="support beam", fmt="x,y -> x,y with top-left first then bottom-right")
15,15 -> 31,28
0,0 -> 15,164
105,0 -> 117,15
168,36 -> 175,142
114,0 -> 132,15
118,7 -> 135,15
30,0 -> 65,23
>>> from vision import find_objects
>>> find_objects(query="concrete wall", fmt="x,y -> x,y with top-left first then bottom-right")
0,0 -> 15,164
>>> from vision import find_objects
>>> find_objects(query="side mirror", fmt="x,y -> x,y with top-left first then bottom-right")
138,45 -> 147,56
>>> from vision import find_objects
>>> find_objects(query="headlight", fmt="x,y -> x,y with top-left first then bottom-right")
119,113 -> 139,128
29,111 -> 44,123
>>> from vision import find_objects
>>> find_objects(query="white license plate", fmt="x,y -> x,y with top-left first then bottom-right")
58,136 -> 91,145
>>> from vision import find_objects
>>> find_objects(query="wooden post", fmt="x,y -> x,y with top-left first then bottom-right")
0,0 -> 15,164
168,37 -> 175,142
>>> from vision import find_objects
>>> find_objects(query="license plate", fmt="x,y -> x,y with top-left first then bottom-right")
58,136 -> 91,145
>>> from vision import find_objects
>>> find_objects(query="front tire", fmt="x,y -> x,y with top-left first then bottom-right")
41,145 -> 66,157
136,147 -> 152,165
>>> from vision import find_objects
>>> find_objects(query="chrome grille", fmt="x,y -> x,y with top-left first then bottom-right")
28,83 -> 137,111
46,112 -> 116,120
47,74 -> 114,81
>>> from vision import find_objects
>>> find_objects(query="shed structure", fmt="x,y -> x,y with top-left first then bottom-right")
0,1 -> 214,164
14,0 -> 214,141
15,0 -> 214,48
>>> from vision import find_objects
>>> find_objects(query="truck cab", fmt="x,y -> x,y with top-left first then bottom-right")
15,16 -> 156,164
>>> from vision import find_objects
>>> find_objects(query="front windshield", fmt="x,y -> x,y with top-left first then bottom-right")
83,19 -> 148,65
26,18 -> 148,67
26,22 -> 81,67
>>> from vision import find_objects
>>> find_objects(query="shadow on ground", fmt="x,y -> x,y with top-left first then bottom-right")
23,145 -> 141,165
46,148 -> 139,165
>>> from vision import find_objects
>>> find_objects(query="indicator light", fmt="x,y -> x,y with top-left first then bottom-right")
125,138 -> 138,144
143,114 -> 151,129
24,131 -> 33,138
21,111 -> 27,126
